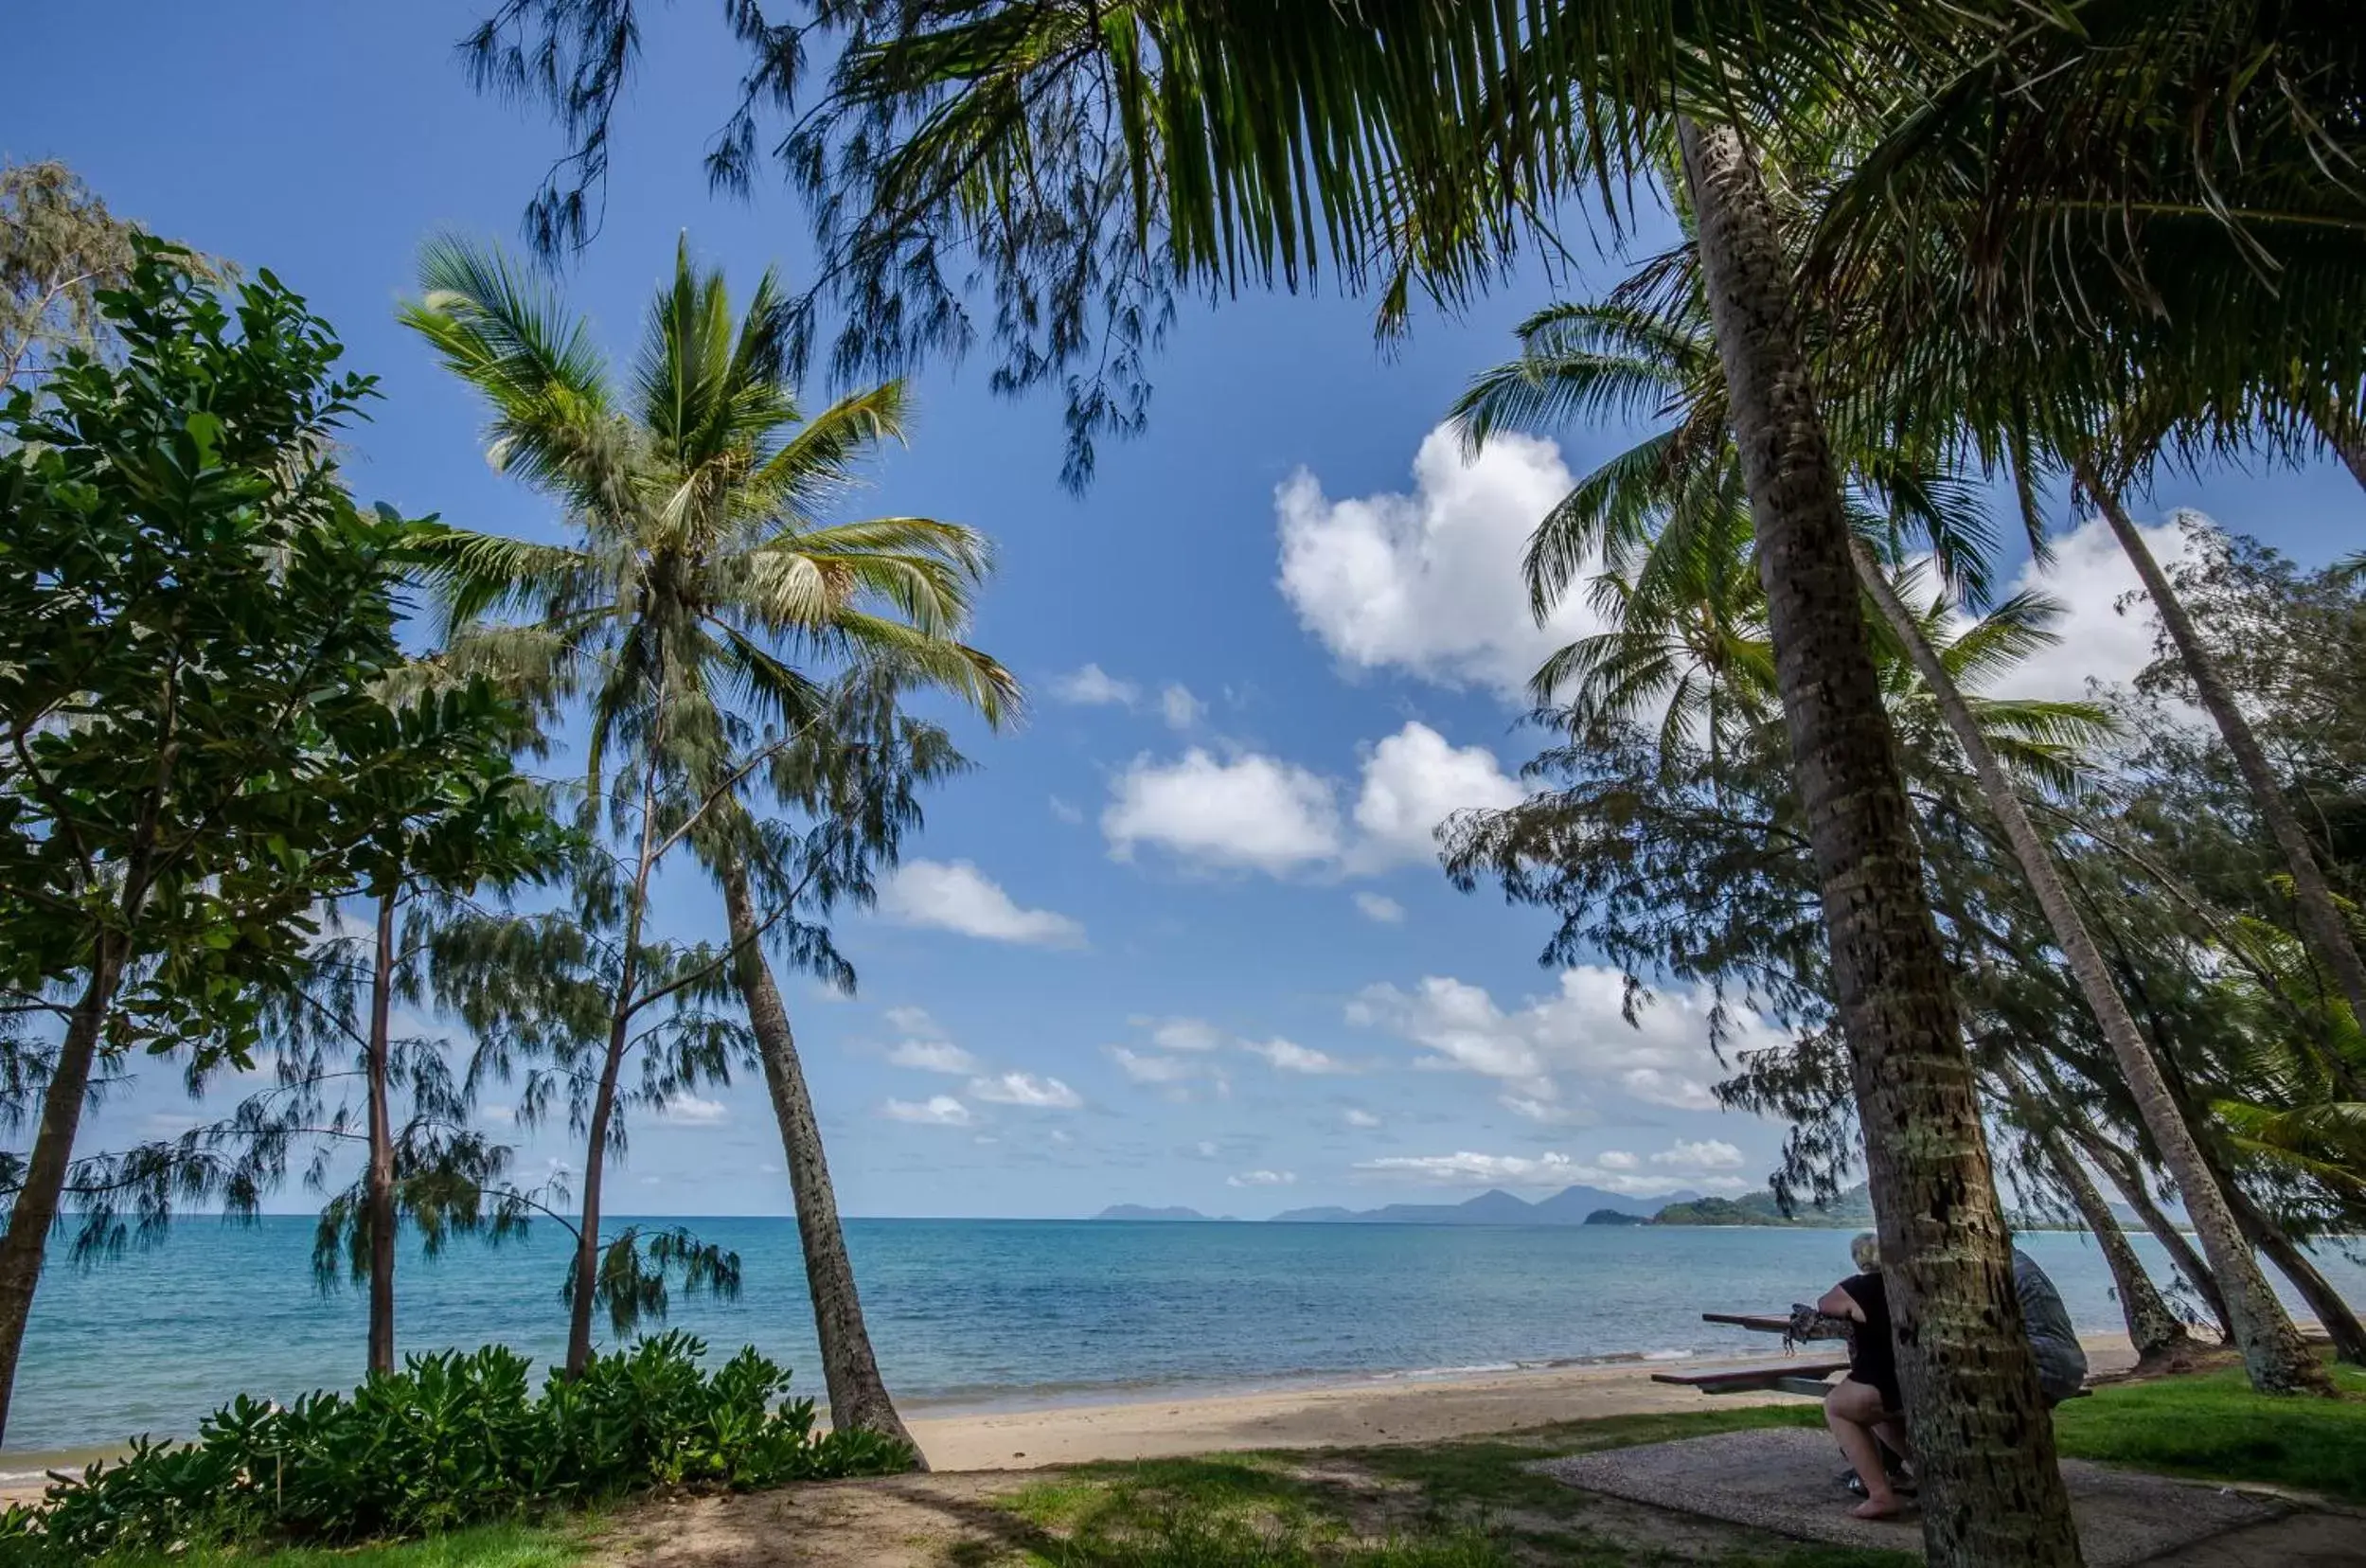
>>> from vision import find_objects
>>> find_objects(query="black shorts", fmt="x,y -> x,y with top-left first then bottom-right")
1844,1370 -> 1903,1415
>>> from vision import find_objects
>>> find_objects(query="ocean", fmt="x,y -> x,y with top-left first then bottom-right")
12,1216 -> 2361,1459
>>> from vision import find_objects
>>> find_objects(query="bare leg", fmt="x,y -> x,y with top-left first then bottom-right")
1826,1380 -> 1909,1519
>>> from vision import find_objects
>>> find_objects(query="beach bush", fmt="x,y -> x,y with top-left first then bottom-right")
0,1333 -> 910,1563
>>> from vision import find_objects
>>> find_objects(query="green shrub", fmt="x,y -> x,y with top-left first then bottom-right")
0,1332 -> 910,1564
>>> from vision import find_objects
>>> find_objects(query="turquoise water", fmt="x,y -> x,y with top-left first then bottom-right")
11,1216 -> 2360,1459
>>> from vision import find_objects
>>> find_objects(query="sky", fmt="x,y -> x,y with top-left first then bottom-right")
9,3 -> 2361,1221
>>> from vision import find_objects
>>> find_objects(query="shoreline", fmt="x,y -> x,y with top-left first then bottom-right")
1,1333 -> 2143,1496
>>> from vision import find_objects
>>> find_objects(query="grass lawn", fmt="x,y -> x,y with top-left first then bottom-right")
2054,1360 -> 2366,1503
98,1522 -> 589,1568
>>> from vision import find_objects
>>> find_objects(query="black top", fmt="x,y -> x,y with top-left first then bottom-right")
1840,1271 -> 1902,1411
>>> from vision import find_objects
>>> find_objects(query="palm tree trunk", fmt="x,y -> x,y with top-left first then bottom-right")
564,1020 -> 628,1380
2224,1187 -> 2366,1365
2075,1131 -> 2232,1341
365,890 -> 400,1378
2309,401 -> 2366,492
2030,1119 -> 2195,1363
0,938 -> 126,1447
1851,542 -> 2323,1394
2082,467 -> 2366,1060
719,858 -> 920,1462
1677,115 -> 2080,1567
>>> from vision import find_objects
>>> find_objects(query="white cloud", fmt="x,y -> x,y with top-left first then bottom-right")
879,860 -> 1086,948
1347,968 -> 1757,1112
1104,748 -> 1343,873
1353,891 -> 1406,924
1500,1095 -> 1592,1126
1348,722 -> 1524,870
1052,663 -> 1140,706
1228,1169 -> 1298,1187
884,1096 -> 973,1127
1147,1018 -> 1228,1053
480,1103 -> 515,1126
1276,425 -> 1606,699
1108,1046 -> 1200,1085
1101,722 -> 1519,879
889,1039 -> 982,1075
970,1072 -> 1085,1110
1048,795 -> 1085,825
659,1094 -> 728,1127
884,1005 -> 940,1035
1192,1140 -> 1220,1159
1596,1149 -> 1639,1170
1242,1037 -> 1353,1075
1353,1148 -> 1748,1198
1343,1108 -> 1382,1129
1654,1137 -> 1744,1169
1160,683 -> 1205,730
1985,514 -> 2201,705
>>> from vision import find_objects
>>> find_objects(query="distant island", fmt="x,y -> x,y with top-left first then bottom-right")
1094,1183 -> 1882,1227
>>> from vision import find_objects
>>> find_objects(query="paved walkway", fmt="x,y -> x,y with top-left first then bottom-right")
1536,1428 -> 2309,1566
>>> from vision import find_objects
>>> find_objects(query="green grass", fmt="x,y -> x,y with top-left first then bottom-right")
96,1522 -> 587,1568
2055,1360 -> 2366,1503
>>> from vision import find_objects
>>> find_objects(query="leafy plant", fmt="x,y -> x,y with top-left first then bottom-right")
0,1332 -> 910,1563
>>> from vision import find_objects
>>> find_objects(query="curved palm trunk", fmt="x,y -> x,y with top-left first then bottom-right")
1678,116 -> 2080,1566
365,891 -> 400,1378
719,859 -> 920,1461
2076,1131 -> 2232,1341
2310,401 -> 2366,493
2082,468 -> 2366,1067
2225,1185 -> 2366,1365
563,1017 -> 632,1380
2025,1115 -> 2194,1363
1851,543 -> 2323,1394
0,937 -> 126,1447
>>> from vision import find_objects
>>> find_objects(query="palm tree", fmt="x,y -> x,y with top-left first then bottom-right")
403,236 -> 1017,1453
1455,264 -> 2331,1394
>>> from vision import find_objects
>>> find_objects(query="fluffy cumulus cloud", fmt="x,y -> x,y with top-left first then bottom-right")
1343,1108 -> 1382,1129
1143,1017 -> 1228,1053
1107,1046 -> 1201,1085
1347,722 -> 1525,870
970,1072 -> 1085,1110
888,1039 -> 981,1075
1101,722 -> 1520,878
879,859 -> 1086,948
1275,426 -> 1608,699
883,1096 -> 973,1127
1103,748 -> 1343,872
658,1094 -> 728,1127
1051,663 -> 1140,706
1228,1169 -> 1298,1187
1242,1038 -> 1353,1075
1353,891 -> 1406,924
1347,967 -> 1761,1114
1654,1138 -> 1744,1168
1981,514 -> 2202,704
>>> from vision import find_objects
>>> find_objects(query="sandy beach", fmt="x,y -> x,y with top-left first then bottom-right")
903,1331 -> 2143,1471
0,1331 -> 2147,1502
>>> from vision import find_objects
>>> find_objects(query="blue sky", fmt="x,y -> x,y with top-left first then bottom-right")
12,3 -> 2361,1221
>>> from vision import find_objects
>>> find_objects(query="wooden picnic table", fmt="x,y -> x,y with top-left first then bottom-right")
1649,1309 -> 1854,1399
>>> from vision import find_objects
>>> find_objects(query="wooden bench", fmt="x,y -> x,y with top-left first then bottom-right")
1651,1359 -> 1852,1398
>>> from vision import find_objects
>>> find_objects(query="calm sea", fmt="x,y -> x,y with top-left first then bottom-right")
12,1217 -> 2361,1459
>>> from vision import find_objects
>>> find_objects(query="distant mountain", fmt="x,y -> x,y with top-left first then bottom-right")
1093,1204 -> 1219,1221
1652,1185 -> 1874,1227
1583,1208 -> 1648,1226
1267,1185 -> 1686,1225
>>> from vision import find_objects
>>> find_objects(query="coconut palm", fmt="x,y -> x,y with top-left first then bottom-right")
403,235 -> 1017,1455
1455,256 -> 2331,1394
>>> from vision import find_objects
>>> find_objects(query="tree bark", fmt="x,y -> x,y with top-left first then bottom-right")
2225,1187 -> 2366,1365
2084,469 -> 2366,1072
2029,1120 -> 2195,1363
2309,401 -> 2366,492
2076,1131 -> 2233,1341
1678,115 -> 2081,1567
720,858 -> 920,1462
365,890 -> 400,1378
1852,542 -> 2323,1393
564,1019 -> 628,1380
0,937 -> 126,1447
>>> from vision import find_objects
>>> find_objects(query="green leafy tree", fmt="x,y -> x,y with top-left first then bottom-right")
0,245 -> 529,1443
403,235 -> 1015,1453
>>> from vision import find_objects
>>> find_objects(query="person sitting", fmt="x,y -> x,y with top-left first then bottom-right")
1818,1231 -> 1912,1521
2014,1246 -> 2090,1406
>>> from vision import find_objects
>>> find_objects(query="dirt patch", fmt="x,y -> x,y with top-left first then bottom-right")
587,1471 -> 1042,1568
